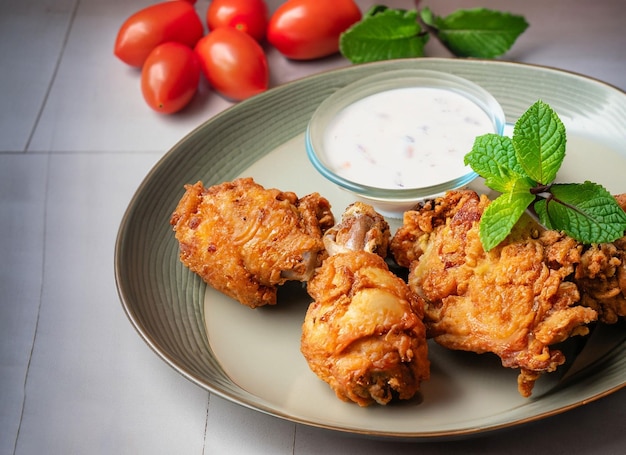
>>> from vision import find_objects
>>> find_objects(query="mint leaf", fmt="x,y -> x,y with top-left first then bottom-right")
465,133 -> 532,193
419,6 -> 435,27
513,100 -> 566,185
480,189 -> 536,251
534,182 -> 626,244
423,8 -> 529,58
339,8 -> 428,64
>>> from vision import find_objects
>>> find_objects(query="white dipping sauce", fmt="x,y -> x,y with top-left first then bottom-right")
323,87 -> 496,189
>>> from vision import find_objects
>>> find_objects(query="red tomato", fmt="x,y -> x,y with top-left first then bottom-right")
114,1 -> 204,67
195,28 -> 269,101
141,42 -> 201,114
207,0 -> 269,42
267,0 -> 361,60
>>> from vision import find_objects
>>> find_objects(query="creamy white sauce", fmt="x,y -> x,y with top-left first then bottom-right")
323,87 -> 496,189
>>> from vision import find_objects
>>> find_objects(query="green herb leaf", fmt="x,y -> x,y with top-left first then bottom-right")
534,182 -> 626,243
339,8 -> 428,64
423,7 -> 529,58
480,188 -> 536,251
513,100 -> 566,185
419,6 -> 435,27
465,133 -> 532,193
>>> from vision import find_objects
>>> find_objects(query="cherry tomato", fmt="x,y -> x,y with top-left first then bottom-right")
207,0 -> 269,42
267,0 -> 361,60
114,1 -> 204,67
141,42 -> 201,114
195,28 -> 269,101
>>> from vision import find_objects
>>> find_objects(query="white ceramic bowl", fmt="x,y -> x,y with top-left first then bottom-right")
305,69 -> 506,217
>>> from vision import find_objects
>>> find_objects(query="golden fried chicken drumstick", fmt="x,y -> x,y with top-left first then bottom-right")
302,203 -> 430,406
170,178 -> 334,308
391,190 -> 597,397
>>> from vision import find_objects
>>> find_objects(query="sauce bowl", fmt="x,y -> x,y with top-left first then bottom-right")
305,69 -> 506,217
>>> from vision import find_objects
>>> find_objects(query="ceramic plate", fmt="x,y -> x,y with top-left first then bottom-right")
115,58 -> 626,440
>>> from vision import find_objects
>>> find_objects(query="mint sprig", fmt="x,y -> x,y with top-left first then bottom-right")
465,100 -> 626,251
340,5 -> 528,64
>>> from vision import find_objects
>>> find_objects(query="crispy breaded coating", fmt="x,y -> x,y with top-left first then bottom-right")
170,178 -> 334,308
391,190 -> 597,397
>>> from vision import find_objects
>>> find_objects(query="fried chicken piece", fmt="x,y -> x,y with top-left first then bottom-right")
574,194 -> 626,323
391,190 -> 597,397
170,178 -> 334,308
301,203 -> 430,406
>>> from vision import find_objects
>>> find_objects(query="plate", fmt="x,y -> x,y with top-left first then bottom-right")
115,58 -> 626,440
